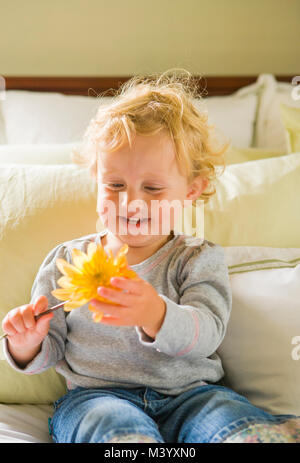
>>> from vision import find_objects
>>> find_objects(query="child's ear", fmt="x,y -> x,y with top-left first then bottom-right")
186,176 -> 209,201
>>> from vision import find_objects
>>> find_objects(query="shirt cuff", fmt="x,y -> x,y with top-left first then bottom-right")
2,336 -> 50,375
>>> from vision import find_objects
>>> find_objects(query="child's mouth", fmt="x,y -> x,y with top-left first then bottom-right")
119,216 -> 150,229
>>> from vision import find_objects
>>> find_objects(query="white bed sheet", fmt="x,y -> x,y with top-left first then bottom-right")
0,404 -> 53,443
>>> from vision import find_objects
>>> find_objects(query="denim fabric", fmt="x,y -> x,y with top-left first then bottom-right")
48,384 -> 295,443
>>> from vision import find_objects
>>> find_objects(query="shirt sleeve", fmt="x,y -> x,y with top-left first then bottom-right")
3,243 -> 69,374
135,242 -> 232,360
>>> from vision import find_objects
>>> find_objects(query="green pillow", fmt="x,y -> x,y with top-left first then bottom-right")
225,145 -> 286,165
0,163 -> 98,403
280,104 -> 300,153
204,152 -> 300,247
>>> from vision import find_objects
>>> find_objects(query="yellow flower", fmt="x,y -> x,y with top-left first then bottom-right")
51,242 -> 138,322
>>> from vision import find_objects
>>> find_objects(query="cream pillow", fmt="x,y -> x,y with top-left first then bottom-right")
0,142 -> 79,164
0,164 -> 98,403
224,145 -> 286,165
218,246 -> 300,416
204,152 -> 300,247
280,104 -> 300,153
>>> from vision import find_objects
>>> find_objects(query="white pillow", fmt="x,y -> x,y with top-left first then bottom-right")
194,75 -> 269,148
218,246 -> 300,416
0,90 -> 110,144
195,93 -> 257,148
1,82 -> 259,147
254,74 -> 300,150
0,142 -> 80,164
0,104 -> 5,144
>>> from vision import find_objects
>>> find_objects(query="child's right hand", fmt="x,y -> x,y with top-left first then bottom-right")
2,295 -> 53,352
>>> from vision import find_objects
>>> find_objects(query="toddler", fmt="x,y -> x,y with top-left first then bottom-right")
2,70 -> 296,443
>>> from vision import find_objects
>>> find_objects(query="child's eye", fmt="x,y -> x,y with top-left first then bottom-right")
107,184 -> 162,192
108,184 -> 123,189
145,187 -> 162,191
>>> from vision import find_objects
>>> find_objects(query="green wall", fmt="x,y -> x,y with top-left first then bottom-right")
0,0 -> 299,76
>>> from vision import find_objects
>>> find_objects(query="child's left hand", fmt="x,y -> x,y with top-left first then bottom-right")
90,276 -> 166,339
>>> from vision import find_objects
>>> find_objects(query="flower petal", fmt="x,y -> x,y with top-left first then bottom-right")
94,313 -> 104,323
57,276 -> 75,289
88,304 -> 104,322
56,258 -> 82,278
51,288 -> 73,300
53,240 -> 138,321
71,248 -> 88,269
64,300 -> 86,311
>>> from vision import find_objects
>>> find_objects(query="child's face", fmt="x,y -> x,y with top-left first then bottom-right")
97,131 -> 206,246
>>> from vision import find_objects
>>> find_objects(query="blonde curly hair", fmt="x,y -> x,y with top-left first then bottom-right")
71,69 -> 229,204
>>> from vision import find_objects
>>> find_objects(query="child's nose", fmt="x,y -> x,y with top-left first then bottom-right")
119,194 -> 149,216
120,193 -> 146,207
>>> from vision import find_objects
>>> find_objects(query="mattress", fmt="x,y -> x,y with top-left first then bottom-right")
0,404 -> 53,443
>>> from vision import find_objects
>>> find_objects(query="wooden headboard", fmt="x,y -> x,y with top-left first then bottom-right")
3,75 -> 294,97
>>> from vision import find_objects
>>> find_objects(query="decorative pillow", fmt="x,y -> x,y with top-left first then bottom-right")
0,142 -> 79,164
254,74 -> 300,151
0,90 -> 106,144
204,152 -> 300,247
225,145 -> 286,165
0,164 -> 99,403
280,104 -> 300,153
218,246 -> 300,416
195,92 -> 257,148
1,85 -> 258,147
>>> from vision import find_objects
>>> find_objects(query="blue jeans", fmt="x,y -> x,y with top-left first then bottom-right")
48,384 -> 295,443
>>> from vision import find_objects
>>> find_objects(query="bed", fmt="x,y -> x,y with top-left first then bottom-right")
0,73 -> 300,443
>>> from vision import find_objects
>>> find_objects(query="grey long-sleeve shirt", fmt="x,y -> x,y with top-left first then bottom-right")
4,229 -> 232,395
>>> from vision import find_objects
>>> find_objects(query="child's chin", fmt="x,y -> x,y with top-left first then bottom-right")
118,231 -> 153,239
118,230 -> 170,241
116,218 -> 151,235
104,217 -> 172,238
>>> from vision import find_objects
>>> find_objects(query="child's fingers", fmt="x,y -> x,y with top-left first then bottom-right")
92,311 -> 119,324
35,312 -> 53,336
2,318 -> 17,337
97,286 -> 133,306
110,277 -> 142,295
20,304 -> 36,330
98,316 -> 126,326
33,296 -> 48,316
90,300 -> 124,318
8,309 -> 26,334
